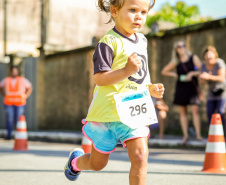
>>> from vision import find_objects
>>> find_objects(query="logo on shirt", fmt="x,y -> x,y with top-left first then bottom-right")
142,37 -> 147,42
125,84 -> 138,90
128,54 -> 147,84
109,35 -> 116,40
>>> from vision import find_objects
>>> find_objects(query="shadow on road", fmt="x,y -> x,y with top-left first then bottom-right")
0,169 -> 225,177
0,148 -> 204,167
0,148 -> 68,157
109,150 -> 203,167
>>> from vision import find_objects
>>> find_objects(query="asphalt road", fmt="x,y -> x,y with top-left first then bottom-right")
0,139 -> 225,185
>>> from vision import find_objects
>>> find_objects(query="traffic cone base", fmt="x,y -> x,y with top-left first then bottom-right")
13,115 -> 28,151
14,139 -> 28,151
81,136 -> 92,153
202,153 -> 226,173
202,114 -> 226,174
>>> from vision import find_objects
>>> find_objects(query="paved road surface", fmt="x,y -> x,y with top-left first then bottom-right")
0,139 -> 225,185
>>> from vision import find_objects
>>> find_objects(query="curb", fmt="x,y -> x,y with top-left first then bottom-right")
0,129 -> 208,148
0,129 -> 83,144
148,138 -> 207,149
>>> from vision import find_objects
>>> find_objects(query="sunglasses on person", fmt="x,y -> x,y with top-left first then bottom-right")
177,44 -> 186,48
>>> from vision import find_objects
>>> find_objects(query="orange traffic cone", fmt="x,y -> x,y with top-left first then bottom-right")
81,135 -> 92,153
202,113 -> 226,173
13,115 -> 28,151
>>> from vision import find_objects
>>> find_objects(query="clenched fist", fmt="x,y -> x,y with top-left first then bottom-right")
148,83 -> 165,98
124,53 -> 142,76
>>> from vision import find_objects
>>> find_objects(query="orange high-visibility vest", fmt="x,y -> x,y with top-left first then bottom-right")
4,77 -> 26,106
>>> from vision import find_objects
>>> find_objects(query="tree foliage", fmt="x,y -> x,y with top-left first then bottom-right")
146,1 -> 213,27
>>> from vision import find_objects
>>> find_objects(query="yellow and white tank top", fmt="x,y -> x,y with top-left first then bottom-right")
86,28 -> 151,122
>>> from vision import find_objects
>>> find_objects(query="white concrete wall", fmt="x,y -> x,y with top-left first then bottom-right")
0,0 -> 114,57
0,0 -> 41,57
47,0 -> 113,51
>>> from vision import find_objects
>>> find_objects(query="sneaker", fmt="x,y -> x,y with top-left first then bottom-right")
64,148 -> 84,181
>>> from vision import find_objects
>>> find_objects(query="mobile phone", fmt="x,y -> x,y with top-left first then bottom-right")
180,75 -> 186,82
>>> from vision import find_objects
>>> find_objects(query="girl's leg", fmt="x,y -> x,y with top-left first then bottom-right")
126,137 -> 149,185
191,105 -> 203,140
76,145 -> 110,171
179,106 -> 188,143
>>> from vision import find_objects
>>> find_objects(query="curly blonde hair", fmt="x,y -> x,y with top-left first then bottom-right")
97,0 -> 155,23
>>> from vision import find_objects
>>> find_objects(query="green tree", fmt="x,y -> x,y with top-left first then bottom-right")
146,1 -> 213,28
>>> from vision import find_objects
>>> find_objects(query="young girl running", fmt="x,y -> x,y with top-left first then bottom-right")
64,0 -> 164,184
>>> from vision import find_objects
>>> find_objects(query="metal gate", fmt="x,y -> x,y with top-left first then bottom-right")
0,63 -> 7,128
23,57 -> 38,130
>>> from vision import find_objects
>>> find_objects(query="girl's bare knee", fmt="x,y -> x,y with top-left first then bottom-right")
89,161 -> 108,171
130,150 -> 149,166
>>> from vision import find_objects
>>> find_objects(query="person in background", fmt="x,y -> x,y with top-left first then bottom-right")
161,39 -> 203,144
150,97 -> 169,139
199,46 -> 226,134
0,66 -> 32,140
155,98 -> 169,139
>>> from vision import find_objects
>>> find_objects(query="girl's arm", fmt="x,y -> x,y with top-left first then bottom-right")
94,53 -> 141,86
94,68 -> 131,86
161,62 -> 177,78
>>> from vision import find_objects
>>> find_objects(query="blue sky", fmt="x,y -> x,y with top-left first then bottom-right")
152,0 -> 226,19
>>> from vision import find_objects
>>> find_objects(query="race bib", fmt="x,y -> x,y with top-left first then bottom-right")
114,88 -> 158,129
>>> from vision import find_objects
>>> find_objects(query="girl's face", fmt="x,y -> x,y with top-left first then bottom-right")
204,50 -> 217,65
111,0 -> 150,38
176,41 -> 186,55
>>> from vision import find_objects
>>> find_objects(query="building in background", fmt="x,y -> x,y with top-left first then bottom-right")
0,0 -> 113,58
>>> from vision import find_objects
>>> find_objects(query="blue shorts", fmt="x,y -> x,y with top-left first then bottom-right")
82,121 -> 149,154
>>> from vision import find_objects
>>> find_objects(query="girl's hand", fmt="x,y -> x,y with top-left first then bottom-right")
148,83 -> 165,98
124,53 -> 142,76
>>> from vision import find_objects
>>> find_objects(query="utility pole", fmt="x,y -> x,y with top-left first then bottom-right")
37,0 -> 48,128
3,0 -> 7,56
40,0 -> 47,51
3,0 -> 12,72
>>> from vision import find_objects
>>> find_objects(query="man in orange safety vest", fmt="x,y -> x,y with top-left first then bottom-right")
0,66 -> 32,140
